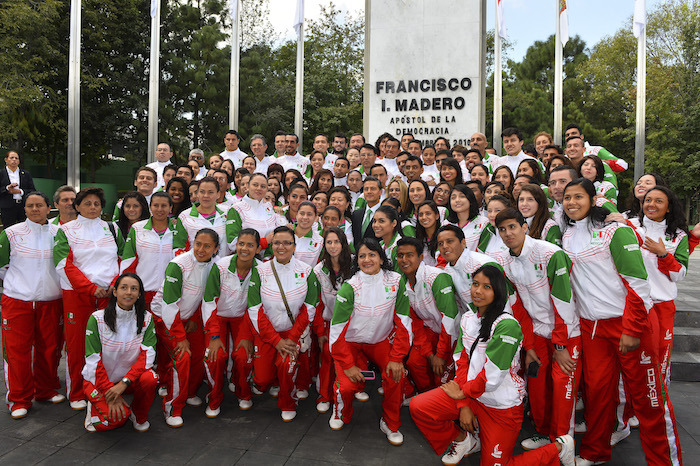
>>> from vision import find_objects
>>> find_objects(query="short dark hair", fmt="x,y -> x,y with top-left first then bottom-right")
135,166 -> 158,181
437,224 -> 465,242
550,165 -> 579,181
369,164 -> 387,176
75,187 -> 106,209
501,127 -> 523,141
543,144 -> 563,155
151,190 -> 172,206
334,132 -> 347,142
352,238 -> 392,274
351,133 -> 365,144
565,123 -> 582,133
408,140 -> 422,149
466,148 -> 483,159
434,137 -> 451,149
198,176 -> 221,192
273,225 -> 295,243
565,135 -> 584,145
465,179 -> 484,193
24,191 -> 51,208
396,236 -> 423,255
163,164 -> 178,175
239,227 -> 261,245
495,208 -> 526,228
195,228 -> 220,249
361,143 -> 379,157
178,164 -> 195,178
335,157 -> 349,168
405,155 -> 423,167
275,130 -> 287,137
362,176 -> 383,191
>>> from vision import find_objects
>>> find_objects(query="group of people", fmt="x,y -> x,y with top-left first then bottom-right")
0,125 -> 692,465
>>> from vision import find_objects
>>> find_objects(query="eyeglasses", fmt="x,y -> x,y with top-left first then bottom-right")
272,241 -> 294,247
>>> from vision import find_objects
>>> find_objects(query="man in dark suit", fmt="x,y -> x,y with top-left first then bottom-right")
351,176 -> 383,247
0,151 -> 35,227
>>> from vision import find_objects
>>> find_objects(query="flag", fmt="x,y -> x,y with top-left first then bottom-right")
294,0 -> 304,37
150,0 -> 158,18
229,0 -> 238,21
559,0 -> 569,47
497,0 -> 506,39
633,0 -> 646,38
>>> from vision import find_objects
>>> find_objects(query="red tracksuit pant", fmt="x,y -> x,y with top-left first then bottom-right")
652,301 -> 676,386
316,322 -> 335,404
1,296 -> 63,410
155,313 -> 205,418
406,328 -> 442,393
62,290 -> 109,402
331,339 -> 404,432
83,369 -> 158,431
146,291 -> 172,392
204,315 -> 253,409
410,388 -> 560,465
579,317 -> 682,465
252,332 -> 300,411
528,334 -> 581,438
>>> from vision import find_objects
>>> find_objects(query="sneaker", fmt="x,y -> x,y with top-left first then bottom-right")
521,434 -> 551,450
316,401 -> 330,413
576,395 -> 584,411
239,399 -> 253,410
85,423 -> 96,432
329,406 -> 344,430
628,415 -> 639,428
354,391 -> 369,401
165,414 -> 184,428
610,425 -> 631,446
10,408 -> 28,420
186,396 -> 203,407
574,420 -> 587,433
158,386 -> 168,397
377,387 -> 385,395
269,386 -> 280,397
379,417 -> 404,446
574,455 -> 605,466
297,389 -> 309,400
251,385 -> 264,396
48,394 -> 66,404
441,434 -> 478,466
228,382 -> 236,393
129,413 -> 150,432
401,396 -> 412,407
281,410 -> 296,422
205,406 -> 221,418
556,434 -> 575,466
70,400 -> 87,411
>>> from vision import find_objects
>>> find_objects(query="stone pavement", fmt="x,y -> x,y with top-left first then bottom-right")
1,257 -> 700,465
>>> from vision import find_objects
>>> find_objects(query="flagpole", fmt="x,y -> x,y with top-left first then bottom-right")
494,0 -> 503,156
67,0 -> 81,189
294,0 -> 305,149
634,10 -> 647,180
553,0 -> 563,146
147,0 -> 161,164
229,0 -> 240,130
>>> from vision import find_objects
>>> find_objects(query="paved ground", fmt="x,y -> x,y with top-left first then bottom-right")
1,256 -> 699,465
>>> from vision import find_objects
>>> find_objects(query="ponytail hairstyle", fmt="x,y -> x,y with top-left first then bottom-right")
562,178 -> 610,229
104,273 -> 146,334
639,186 -> 689,239
374,204 -> 401,237
471,265 -> 509,345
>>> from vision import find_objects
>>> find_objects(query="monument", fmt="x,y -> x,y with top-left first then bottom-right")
363,0 -> 486,147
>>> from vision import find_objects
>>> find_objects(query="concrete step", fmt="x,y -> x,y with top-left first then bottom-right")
675,307 -> 700,328
670,351 -> 700,382
671,327 -> 700,353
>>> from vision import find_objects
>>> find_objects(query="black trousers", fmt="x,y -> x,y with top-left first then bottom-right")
1,203 -> 26,228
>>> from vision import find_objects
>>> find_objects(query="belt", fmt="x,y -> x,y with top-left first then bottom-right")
13,199 -> 22,204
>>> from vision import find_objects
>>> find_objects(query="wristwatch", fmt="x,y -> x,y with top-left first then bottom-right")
554,344 -> 567,351
121,377 -> 132,386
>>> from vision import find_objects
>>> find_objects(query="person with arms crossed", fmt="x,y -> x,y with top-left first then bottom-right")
0,151 -> 35,227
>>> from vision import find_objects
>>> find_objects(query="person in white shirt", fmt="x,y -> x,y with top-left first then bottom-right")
51,185 -> 77,226
313,134 -> 338,170
220,130 -> 246,168
380,137 -> 401,179
146,143 -> 174,188
333,157 -> 350,187
189,149 -> 209,179
1,151 -> 36,226
249,134 -> 271,174
284,133 -> 302,158
489,128 -> 537,176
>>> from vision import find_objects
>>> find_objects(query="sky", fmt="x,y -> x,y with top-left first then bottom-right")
266,0 -> 665,61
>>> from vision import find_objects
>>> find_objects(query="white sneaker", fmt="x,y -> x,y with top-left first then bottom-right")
85,423 -> 96,432
165,414 -> 183,428
401,396 -> 412,407
70,400 -> 87,410
610,425 -> 631,446
239,399 -> 253,410
521,434 -> 551,450
574,455 -> 605,466
158,386 -> 167,397
297,389 -> 309,400
441,434 -> 478,465
205,406 -> 221,418
576,395 -> 584,411
186,396 -> 203,407
556,434 -> 575,466
48,394 -> 66,404
10,408 -> 28,419
251,385 -> 264,395
354,391 -> 369,401
379,418 -> 403,446
316,401 -> 330,413
281,410 -> 296,422
329,406 -> 344,431
575,420 -> 588,433
129,413 -> 150,432
377,387 -> 385,395
228,382 -> 236,393
269,386 -> 280,397
628,415 -> 639,428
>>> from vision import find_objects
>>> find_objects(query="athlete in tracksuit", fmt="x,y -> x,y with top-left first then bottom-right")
54,209 -> 123,407
562,180 -> 682,465
82,294 -> 158,432
329,250 -> 412,442
173,205 -> 229,257
493,215 -> 581,446
0,213 -> 64,416
201,250 -> 258,413
151,245 -> 214,425
247,238 -> 319,421
225,184 -> 288,251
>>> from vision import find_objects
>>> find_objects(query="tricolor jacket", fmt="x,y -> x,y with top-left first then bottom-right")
225,196 -> 287,250
120,218 -> 174,292
173,206 -> 228,257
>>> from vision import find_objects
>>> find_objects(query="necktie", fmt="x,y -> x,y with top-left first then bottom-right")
361,209 -> 373,235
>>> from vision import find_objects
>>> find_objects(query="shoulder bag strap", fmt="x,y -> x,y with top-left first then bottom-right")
270,260 -> 295,325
